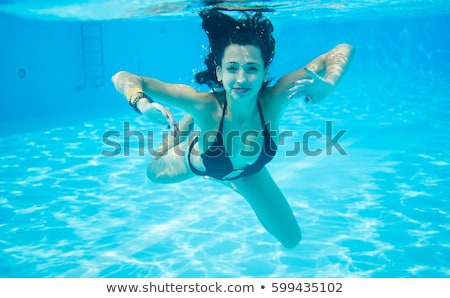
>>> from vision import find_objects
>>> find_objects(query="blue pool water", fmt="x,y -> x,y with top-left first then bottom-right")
1,1 -> 450,278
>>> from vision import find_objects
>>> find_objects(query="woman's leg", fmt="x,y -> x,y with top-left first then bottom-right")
147,114 -> 195,184
152,114 -> 194,159
229,167 -> 302,248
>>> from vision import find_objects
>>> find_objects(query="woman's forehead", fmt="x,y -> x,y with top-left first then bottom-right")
222,44 -> 264,64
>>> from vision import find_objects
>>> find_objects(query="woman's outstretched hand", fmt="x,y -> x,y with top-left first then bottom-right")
285,68 -> 334,103
140,102 -> 179,135
111,71 -> 179,134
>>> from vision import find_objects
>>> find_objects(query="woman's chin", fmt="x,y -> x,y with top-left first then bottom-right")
230,89 -> 257,101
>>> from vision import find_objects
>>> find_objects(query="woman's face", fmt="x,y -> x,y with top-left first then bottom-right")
216,44 -> 268,102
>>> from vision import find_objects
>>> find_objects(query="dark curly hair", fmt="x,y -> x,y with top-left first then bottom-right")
195,9 -> 275,91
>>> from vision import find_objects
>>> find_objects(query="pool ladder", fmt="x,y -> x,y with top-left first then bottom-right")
78,22 -> 104,89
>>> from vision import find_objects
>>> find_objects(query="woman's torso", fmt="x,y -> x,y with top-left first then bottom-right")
186,90 -> 279,180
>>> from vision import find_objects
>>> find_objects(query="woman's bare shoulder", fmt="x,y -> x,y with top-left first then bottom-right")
190,91 -> 223,126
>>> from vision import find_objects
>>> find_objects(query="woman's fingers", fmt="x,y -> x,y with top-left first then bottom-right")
287,79 -> 312,91
285,78 -> 313,99
294,78 -> 314,86
165,110 -> 179,134
286,88 -> 306,99
151,103 -> 178,132
285,68 -> 333,102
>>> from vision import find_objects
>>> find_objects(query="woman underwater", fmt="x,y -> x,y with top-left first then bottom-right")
112,8 -> 354,248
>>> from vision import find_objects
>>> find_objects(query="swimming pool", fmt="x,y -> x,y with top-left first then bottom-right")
1,1 -> 449,278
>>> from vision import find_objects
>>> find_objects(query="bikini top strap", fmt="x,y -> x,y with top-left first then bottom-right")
218,99 -> 227,132
256,99 -> 266,127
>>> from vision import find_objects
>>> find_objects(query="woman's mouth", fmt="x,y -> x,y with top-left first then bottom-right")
232,88 -> 250,94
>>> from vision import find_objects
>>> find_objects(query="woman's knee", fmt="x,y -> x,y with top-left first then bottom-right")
146,160 -> 173,184
146,158 -> 192,184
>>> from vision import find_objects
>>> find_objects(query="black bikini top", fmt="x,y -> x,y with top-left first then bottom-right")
188,99 -> 277,181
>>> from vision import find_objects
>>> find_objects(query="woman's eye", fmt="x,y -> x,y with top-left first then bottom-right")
226,67 -> 237,72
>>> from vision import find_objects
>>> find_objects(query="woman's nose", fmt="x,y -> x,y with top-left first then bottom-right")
236,69 -> 247,83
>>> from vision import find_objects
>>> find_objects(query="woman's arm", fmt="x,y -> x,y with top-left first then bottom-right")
112,71 -> 212,112
320,43 -> 355,86
112,71 -> 214,127
271,43 -> 354,103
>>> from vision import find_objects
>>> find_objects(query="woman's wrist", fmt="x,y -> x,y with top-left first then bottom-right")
125,87 -> 144,102
129,91 -> 154,114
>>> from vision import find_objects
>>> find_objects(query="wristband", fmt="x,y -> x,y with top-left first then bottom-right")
129,92 -> 153,114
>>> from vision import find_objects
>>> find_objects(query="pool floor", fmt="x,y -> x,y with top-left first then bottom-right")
1,73 -> 449,277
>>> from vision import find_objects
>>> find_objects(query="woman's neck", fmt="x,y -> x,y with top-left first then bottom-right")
226,95 -> 259,123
